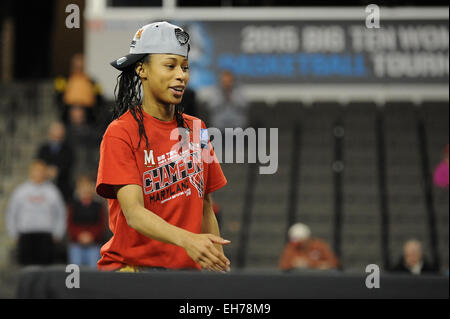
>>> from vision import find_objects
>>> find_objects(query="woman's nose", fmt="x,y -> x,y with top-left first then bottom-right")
176,67 -> 187,82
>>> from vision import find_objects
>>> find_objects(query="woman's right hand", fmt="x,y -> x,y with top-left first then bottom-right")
181,233 -> 231,272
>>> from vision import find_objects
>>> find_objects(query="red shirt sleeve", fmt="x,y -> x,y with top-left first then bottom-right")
205,153 -> 227,194
96,132 -> 142,199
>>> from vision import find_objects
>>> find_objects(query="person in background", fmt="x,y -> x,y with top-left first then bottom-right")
66,105 -> 101,179
279,223 -> 339,271
433,144 -> 449,188
67,175 -> 107,268
205,70 -> 248,132
54,53 -> 103,126
5,160 -> 66,266
36,122 -> 74,202
392,239 -> 437,275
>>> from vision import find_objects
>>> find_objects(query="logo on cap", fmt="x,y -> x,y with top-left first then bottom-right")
117,57 -> 127,65
175,28 -> 189,45
136,29 -> 144,40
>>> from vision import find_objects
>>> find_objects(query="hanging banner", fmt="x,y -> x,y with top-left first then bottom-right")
178,20 -> 449,89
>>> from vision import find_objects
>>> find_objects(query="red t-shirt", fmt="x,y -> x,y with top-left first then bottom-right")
96,109 -> 227,271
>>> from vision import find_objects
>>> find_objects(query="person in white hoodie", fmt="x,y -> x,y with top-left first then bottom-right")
6,160 -> 66,266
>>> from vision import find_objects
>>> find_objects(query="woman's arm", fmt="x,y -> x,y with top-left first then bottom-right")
202,194 -> 225,255
115,185 -> 230,272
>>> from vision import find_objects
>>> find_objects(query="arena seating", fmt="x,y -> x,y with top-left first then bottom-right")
0,83 -> 448,299
341,102 -> 381,270
218,99 -> 449,273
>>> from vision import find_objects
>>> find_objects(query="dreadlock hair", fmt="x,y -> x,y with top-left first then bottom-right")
112,54 -> 189,150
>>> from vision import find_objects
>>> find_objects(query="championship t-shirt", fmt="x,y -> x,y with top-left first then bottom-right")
96,109 -> 227,271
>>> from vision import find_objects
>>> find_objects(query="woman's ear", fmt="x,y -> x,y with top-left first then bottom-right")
135,62 -> 147,80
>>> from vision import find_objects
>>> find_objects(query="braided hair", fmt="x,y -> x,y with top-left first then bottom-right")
112,54 -> 188,150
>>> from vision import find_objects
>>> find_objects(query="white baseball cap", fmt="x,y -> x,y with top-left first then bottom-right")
111,21 -> 190,71
288,223 -> 311,242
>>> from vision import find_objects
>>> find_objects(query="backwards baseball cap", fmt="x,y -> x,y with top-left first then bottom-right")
110,21 -> 190,71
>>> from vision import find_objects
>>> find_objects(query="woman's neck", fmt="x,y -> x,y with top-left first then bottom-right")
142,94 -> 175,122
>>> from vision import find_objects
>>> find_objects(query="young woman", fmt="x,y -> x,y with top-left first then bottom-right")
96,21 -> 230,272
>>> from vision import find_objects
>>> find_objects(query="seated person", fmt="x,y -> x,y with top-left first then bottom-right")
279,223 -> 339,271
392,239 -> 437,275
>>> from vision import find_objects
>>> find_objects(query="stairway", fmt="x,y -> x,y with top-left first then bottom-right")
212,161 -> 250,266
245,128 -> 292,269
341,102 -> 381,271
295,103 -> 341,247
0,82 -> 57,298
384,102 -> 430,267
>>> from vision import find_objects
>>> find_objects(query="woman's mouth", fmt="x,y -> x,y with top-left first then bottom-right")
170,86 -> 185,97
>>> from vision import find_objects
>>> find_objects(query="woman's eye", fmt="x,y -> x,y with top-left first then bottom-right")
166,65 -> 175,68
183,66 -> 190,71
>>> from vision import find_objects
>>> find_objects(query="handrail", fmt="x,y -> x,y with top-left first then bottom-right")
415,107 -> 440,271
332,116 -> 345,261
285,123 -> 301,242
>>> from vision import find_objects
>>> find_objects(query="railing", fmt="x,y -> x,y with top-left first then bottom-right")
332,116 -> 345,262
416,106 -> 440,270
285,123 -> 301,242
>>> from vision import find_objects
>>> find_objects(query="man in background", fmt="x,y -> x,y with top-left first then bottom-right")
54,53 -> 104,126
205,70 -> 248,132
36,122 -> 75,202
392,240 -> 437,275
5,160 -> 66,266
279,223 -> 339,271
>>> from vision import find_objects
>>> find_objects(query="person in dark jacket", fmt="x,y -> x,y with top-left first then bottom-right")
36,122 -> 74,202
392,240 -> 437,275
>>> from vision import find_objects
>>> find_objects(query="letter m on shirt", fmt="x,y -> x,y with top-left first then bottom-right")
144,150 -> 155,166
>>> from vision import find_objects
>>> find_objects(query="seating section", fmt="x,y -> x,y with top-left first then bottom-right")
212,162 -> 250,265
245,128 -> 292,269
341,103 -> 381,270
384,103 -> 430,267
217,100 -> 448,272
0,85 -> 448,274
0,83 -> 58,297
295,103 -> 339,247
423,102 -> 449,270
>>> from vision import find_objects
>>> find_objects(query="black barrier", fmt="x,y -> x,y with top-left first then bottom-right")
16,266 -> 448,299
